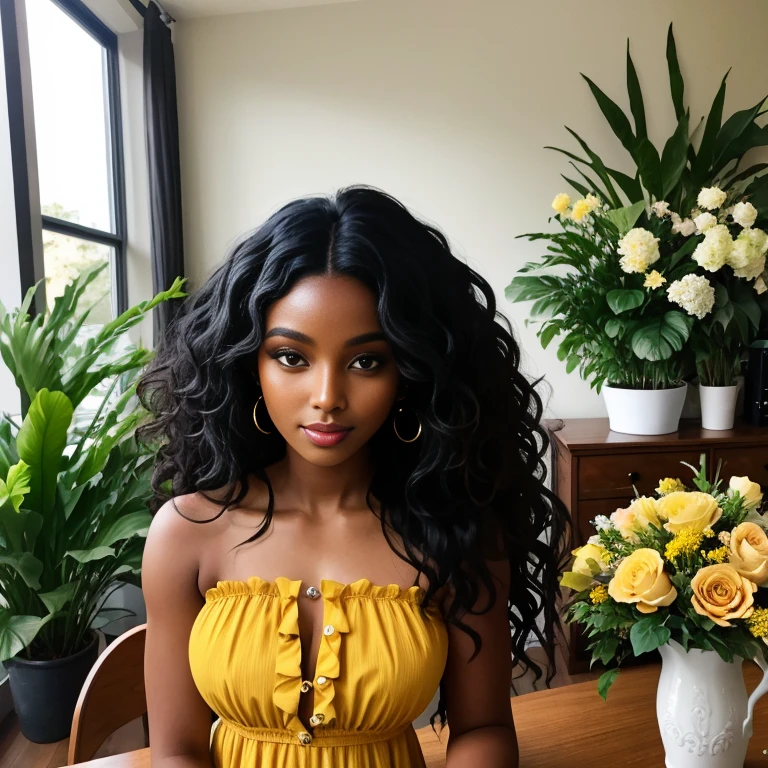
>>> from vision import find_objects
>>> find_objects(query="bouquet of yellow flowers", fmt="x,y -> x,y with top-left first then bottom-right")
561,454 -> 767,698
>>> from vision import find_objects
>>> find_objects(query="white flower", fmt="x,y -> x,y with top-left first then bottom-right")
697,186 -> 727,210
694,212 -> 717,234
671,212 -> 696,236
587,534 -> 603,546
584,194 -> 601,212
731,228 -> 768,280
693,224 -> 733,272
666,274 -> 716,319
652,201 -> 671,218
593,515 -> 613,531
756,275 -> 767,294
732,201 -> 758,229
617,228 -> 661,274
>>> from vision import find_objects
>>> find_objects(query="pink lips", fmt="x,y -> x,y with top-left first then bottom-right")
301,425 -> 352,447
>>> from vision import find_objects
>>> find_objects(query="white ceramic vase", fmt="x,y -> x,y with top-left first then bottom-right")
657,639 -> 768,768
699,383 -> 740,431
602,383 -> 688,435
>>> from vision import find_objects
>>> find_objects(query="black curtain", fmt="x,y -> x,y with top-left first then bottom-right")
144,1 -> 184,347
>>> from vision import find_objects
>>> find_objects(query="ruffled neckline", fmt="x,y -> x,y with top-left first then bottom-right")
204,574 -> 426,604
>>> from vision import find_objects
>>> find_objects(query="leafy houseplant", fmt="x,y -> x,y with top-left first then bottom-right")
0,263 -> 185,742
560,457 -> 768,768
506,24 -> 768,433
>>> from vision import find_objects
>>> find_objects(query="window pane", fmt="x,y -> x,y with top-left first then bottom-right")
42,229 -> 114,324
26,0 -> 114,233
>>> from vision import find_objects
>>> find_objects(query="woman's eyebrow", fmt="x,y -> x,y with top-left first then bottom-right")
264,328 -> 387,347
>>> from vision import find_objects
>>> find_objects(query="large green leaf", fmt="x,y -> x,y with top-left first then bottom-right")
631,311 -> 693,361
635,138 -> 663,198
0,460 -> 31,514
626,40 -> 646,140
505,276 -> 557,303
15,389 -> 73,517
581,73 -> 637,159
65,546 -> 116,564
92,511 -> 152,548
38,582 -> 77,614
604,201 -> 646,237
0,552 -> 42,588
661,110 -> 690,197
666,23 -> 685,120
0,610 -> 58,663
607,289 -> 645,315
713,96 -> 768,170
694,70 -> 730,180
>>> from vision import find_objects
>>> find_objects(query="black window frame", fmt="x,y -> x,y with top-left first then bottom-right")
2,0 -> 129,318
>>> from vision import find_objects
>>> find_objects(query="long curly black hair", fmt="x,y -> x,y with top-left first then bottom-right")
136,184 -> 572,730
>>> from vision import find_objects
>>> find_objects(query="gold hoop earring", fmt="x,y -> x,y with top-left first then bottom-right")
253,395 -> 272,435
393,404 -> 422,443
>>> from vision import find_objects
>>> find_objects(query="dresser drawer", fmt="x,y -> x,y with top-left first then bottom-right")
712,447 -> 768,491
578,451 -> 703,500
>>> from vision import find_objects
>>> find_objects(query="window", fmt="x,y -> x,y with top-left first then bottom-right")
25,0 -> 127,326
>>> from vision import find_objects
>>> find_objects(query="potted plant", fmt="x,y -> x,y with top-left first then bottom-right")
0,263 -> 185,743
506,24 -> 768,434
561,456 -> 768,768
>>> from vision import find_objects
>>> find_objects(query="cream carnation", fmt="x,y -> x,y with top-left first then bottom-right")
618,228 -> 660,274
694,212 -> 717,234
732,228 -> 768,280
652,201 -> 671,218
584,194 -> 601,212
671,213 -> 696,236
693,224 -> 732,272
666,274 -> 716,319
571,198 -> 592,222
697,186 -> 727,210
732,201 -> 758,229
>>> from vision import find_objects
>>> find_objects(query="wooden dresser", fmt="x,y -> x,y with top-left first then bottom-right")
543,416 -> 768,673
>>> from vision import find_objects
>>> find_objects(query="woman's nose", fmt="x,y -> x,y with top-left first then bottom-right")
309,364 -> 347,412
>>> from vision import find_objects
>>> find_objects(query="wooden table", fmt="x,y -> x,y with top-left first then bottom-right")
71,662 -> 768,767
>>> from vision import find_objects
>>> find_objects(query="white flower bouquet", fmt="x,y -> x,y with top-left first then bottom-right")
506,24 -> 768,390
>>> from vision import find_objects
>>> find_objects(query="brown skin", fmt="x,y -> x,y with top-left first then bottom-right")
143,274 -> 518,767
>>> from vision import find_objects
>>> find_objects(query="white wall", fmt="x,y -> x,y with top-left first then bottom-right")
173,0 -> 768,418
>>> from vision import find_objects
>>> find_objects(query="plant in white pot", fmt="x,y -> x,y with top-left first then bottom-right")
506,24 -> 768,435
0,263 -> 185,743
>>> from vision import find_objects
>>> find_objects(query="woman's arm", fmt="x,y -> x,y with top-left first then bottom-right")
143,498 -> 216,768
441,555 -> 519,768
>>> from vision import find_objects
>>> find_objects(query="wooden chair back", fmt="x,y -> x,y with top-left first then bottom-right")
67,623 -> 148,765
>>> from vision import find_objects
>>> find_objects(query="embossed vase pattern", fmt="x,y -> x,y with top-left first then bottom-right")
657,639 -> 768,768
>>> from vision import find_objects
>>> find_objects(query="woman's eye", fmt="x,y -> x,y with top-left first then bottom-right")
351,356 -> 382,371
275,352 -> 306,367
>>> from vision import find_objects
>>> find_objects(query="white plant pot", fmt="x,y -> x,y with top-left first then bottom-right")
602,383 -> 688,435
657,639 -> 768,768
699,383 -> 740,431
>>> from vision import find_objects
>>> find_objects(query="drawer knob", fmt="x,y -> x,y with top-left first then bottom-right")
628,471 -> 640,483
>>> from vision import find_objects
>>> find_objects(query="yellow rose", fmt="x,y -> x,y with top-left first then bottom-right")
571,543 -> 607,576
607,548 -> 677,614
690,563 -> 756,627
657,491 -> 722,533
610,496 -> 661,540
728,476 -> 764,511
571,199 -> 591,222
729,522 -> 768,586
551,193 -> 571,215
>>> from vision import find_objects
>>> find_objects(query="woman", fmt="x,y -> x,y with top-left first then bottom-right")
138,185 -> 571,768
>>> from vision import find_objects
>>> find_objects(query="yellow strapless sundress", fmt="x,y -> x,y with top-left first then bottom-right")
188,575 -> 448,767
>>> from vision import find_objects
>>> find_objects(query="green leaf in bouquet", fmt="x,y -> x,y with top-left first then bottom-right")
597,667 -> 621,700
693,70 -> 730,182
560,571 -> 596,591
606,289 -> 645,315
630,614 -> 671,655
626,40 -> 647,141
604,200 -> 646,237
724,162 -> 768,187
668,237 -> 699,270
581,73 -> 637,160
712,96 -> 768,173
635,138 -> 663,199
665,23 -> 685,121
16,389 -> 73,517
566,162 -> 613,205
661,109 -> 690,197
563,127 -> 622,206
631,311 -> 693,361
606,168 -> 643,204
504,276 -> 555,303
561,174 -> 591,199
